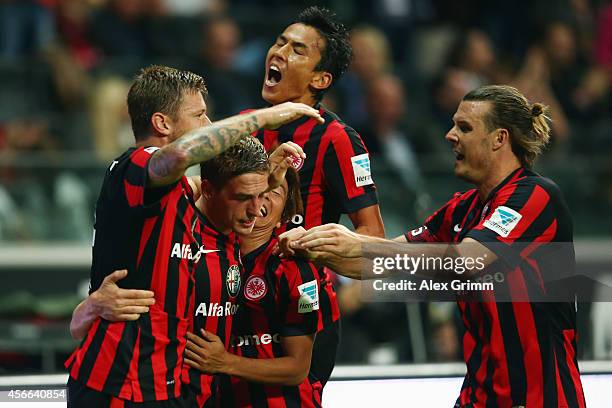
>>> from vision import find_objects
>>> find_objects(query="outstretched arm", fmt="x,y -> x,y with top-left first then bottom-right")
279,225 -> 497,280
147,103 -> 323,187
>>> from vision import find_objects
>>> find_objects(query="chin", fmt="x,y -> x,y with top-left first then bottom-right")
235,224 -> 255,236
455,169 -> 478,185
262,86 -> 274,101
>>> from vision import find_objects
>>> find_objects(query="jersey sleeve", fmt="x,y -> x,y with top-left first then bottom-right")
322,124 -> 379,214
110,146 -> 179,214
465,180 -> 559,270
404,193 -> 462,243
466,181 -> 557,244
278,259 -> 320,337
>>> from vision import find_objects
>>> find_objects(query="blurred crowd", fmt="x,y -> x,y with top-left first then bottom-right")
0,0 -> 612,369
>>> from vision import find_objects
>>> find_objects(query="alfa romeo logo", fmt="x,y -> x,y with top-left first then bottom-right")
226,264 -> 241,298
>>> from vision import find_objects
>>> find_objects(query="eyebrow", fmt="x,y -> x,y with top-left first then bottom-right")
275,184 -> 288,195
278,34 -> 308,51
452,116 -> 469,124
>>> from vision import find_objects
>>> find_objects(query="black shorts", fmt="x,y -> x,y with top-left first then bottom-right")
67,377 -> 197,408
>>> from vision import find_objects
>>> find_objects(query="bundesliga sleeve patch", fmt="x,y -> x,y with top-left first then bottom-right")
351,153 -> 374,187
297,280 -> 319,314
143,146 -> 160,154
483,206 -> 522,237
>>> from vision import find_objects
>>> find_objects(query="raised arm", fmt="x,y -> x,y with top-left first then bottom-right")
147,103 -> 323,187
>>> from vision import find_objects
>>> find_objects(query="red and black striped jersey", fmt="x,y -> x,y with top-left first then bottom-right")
218,235 -> 323,408
184,215 -> 243,407
254,105 -> 378,227
252,105 -> 371,328
65,146 -> 203,402
405,168 -> 585,408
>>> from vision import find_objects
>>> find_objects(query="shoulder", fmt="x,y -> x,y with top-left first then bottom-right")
277,256 -> 317,282
320,108 -> 360,140
445,189 -> 479,208
125,146 -> 160,167
499,170 -> 562,202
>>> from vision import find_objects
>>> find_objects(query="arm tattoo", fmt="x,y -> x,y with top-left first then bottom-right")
149,148 -> 179,181
176,114 -> 260,166
148,114 -> 260,181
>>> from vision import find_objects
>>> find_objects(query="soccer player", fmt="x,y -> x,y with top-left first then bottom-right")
283,85 -> 586,407
252,5 -> 386,376
181,136 -> 271,408
185,168 -> 330,407
257,6 -> 383,235
66,65 -> 323,407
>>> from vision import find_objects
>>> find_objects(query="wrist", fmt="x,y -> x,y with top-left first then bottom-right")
223,352 -> 240,376
253,111 -> 266,129
86,292 -> 104,319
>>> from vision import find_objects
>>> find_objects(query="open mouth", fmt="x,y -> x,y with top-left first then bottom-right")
453,150 -> 465,161
242,218 -> 255,226
260,205 -> 268,217
265,64 -> 282,87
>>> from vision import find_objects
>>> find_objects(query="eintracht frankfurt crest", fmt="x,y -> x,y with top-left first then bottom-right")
244,275 -> 267,301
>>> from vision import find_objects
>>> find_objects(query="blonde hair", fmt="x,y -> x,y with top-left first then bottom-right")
464,85 -> 551,167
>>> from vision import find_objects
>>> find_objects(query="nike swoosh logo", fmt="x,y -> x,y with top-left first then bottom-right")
200,249 -> 220,254
453,224 -> 462,233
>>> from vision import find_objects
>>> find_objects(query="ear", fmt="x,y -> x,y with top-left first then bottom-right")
200,178 -> 215,200
151,112 -> 173,136
310,71 -> 333,92
492,128 -> 509,151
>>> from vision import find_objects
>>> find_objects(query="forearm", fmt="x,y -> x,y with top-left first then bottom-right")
350,205 -> 385,238
355,223 -> 384,238
320,235 -> 456,280
148,113 -> 260,186
223,352 -> 309,386
70,298 -> 97,340
361,240 -> 492,280
314,253 -> 368,280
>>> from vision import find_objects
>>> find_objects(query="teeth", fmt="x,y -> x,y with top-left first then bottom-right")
270,65 -> 280,72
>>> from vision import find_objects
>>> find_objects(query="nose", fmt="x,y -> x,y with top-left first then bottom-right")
271,44 -> 290,63
247,195 -> 266,217
445,126 -> 458,144
202,115 -> 212,127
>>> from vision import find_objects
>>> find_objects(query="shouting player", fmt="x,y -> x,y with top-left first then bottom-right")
250,6 -> 387,376
282,85 -> 586,407
66,65 -> 322,407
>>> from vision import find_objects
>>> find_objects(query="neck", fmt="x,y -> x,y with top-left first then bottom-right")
196,197 -> 232,235
240,226 -> 273,255
477,156 -> 522,201
288,93 -> 318,107
135,135 -> 168,149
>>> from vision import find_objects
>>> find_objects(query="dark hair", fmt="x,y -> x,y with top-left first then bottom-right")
294,6 -> 352,102
463,85 -> 551,168
281,168 -> 303,223
127,65 -> 207,140
200,137 -> 270,189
